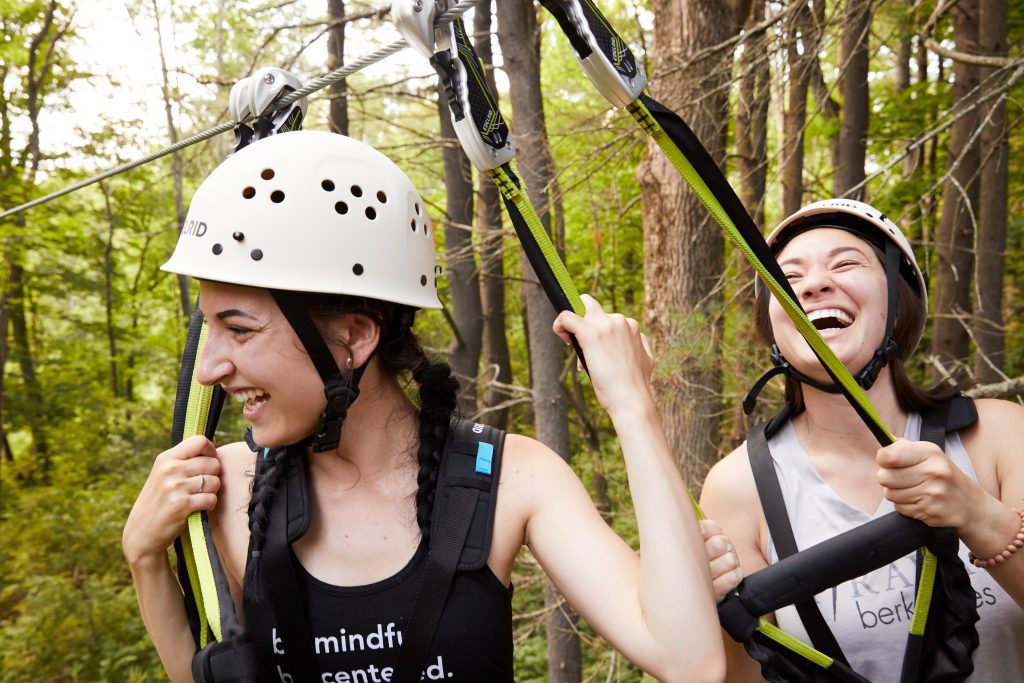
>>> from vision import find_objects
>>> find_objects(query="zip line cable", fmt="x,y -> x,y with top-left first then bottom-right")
0,0 -> 483,221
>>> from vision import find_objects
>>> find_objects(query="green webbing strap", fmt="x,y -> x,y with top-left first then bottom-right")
487,162 -> 584,317
756,617 -> 834,669
625,96 -> 895,444
911,549 -> 939,636
178,321 -> 224,645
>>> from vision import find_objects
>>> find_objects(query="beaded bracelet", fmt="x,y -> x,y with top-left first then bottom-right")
968,507 -> 1024,569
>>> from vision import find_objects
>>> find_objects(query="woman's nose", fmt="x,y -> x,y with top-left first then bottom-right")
195,331 -> 234,386
798,266 -> 834,299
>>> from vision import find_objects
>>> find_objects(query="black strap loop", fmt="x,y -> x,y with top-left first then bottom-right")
748,423 -> 850,665
391,486 -> 481,682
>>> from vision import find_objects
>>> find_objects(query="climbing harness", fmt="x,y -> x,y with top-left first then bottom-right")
189,418 -> 506,683
727,396 -> 980,682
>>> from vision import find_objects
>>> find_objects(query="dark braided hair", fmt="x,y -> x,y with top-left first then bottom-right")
243,293 -> 459,601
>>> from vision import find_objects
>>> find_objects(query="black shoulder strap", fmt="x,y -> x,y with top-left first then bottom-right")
250,447 -> 319,683
391,417 -> 505,682
748,418 -> 851,666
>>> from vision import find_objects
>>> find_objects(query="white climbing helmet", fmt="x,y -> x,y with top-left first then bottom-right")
162,130 -> 441,309
762,198 -> 928,352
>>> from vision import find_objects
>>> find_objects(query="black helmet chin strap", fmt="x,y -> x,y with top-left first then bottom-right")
269,289 -> 368,453
744,239 -> 902,415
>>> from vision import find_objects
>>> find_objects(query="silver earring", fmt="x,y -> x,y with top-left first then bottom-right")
346,357 -> 353,369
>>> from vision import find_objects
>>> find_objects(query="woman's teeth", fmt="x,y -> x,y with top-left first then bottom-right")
808,308 -> 853,330
237,389 -> 269,407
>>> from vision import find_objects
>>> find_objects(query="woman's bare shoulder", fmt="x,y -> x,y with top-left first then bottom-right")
702,441 -> 757,503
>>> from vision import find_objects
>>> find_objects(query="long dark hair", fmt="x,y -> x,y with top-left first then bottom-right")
243,293 -> 459,599
753,249 -> 959,415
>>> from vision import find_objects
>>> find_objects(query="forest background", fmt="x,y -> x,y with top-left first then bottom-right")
1,0 -> 1022,680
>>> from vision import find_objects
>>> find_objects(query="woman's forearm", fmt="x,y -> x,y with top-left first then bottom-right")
611,396 -> 725,677
128,551 -> 198,683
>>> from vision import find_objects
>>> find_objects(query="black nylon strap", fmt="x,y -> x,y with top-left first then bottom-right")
261,457 -> 319,683
269,289 -> 341,382
192,634 -> 262,683
899,400 -> 950,683
748,423 -> 851,665
641,92 -> 892,447
391,485 -> 480,682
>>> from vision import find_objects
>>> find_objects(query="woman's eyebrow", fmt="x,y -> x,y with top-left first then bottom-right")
778,245 -> 867,268
216,309 -> 260,321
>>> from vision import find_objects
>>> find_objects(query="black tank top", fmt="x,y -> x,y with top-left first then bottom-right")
263,539 -> 515,682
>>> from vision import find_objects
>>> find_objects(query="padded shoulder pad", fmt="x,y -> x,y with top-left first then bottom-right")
277,446 -> 311,543
431,418 -> 505,571
946,393 -> 977,433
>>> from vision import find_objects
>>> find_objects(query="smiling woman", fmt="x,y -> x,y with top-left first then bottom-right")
700,199 -> 1024,682
121,129 -> 726,683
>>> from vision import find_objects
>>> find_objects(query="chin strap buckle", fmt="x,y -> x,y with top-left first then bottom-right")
311,376 -> 361,453
856,336 -> 900,390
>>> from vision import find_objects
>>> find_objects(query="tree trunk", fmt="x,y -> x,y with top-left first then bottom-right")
931,1 -> 980,383
4,1 -> 61,475
896,0 -> 913,93
1,278 -> 10,465
833,0 -> 871,198
640,0 -> 746,489
495,1 -> 580,679
327,0 -> 349,135
474,0 -> 513,429
152,0 -> 193,320
972,0 -> 1008,384
438,92 -> 482,413
781,1 -> 812,216
731,0 -> 769,445
6,260 -> 50,477
100,182 -> 121,397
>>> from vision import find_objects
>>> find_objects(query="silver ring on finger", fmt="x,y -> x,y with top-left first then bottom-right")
197,473 -> 206,494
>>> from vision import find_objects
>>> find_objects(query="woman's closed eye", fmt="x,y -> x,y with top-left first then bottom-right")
832,258 -> 865,271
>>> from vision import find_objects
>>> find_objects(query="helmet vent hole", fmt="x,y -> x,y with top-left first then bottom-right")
410,219 -> 416,232
322,179 -> 335,192
232,232 -> 244,242
353,263 -> 364,276
212,244 -> 223,255
376,190 -> 387,203
365,207 -> 377,220
261,168 -> 275,180
420,274 -> 428,286
335,201 -> 348,215
250,249 -> 264,261
270,190 -> 285,203
414,202 -> 421,216
242,187 -> 256,199
351,185 -> 363,198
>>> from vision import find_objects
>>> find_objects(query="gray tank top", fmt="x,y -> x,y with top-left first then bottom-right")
764,413 -> 1024,682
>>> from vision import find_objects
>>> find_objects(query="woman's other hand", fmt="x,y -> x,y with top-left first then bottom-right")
701,518 -> 743,602
123,435 -> 222,568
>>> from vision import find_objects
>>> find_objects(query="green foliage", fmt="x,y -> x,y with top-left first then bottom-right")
2,0 -> 1023,680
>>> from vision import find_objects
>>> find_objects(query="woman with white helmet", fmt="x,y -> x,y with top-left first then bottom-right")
700,199 -> 1024,681
121,130 -> 725,682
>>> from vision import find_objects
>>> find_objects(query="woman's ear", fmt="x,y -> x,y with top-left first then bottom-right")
334,313 -> 381,369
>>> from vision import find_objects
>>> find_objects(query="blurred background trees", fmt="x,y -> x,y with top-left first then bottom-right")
1,0 -> 1021,680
